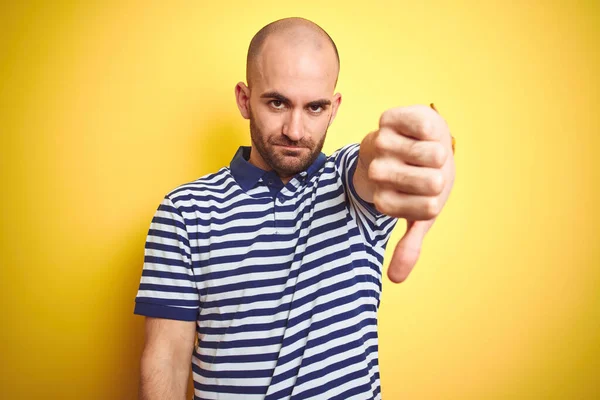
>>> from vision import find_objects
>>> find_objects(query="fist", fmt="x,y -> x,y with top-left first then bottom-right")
366,104 -> 455,283
369,104 -> 453,221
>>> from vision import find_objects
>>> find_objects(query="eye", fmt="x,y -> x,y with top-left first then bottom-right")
270,100 -> 285,109
308,105 -> 323,114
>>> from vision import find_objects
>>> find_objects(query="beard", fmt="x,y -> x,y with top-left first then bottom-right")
249,107 -> 328,178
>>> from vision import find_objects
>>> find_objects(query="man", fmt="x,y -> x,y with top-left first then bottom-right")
134,17 -> 455,400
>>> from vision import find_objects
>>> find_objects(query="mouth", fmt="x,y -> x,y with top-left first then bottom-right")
274,144 -> 304,151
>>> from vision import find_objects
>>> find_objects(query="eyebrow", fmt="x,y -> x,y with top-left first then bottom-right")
260,91 -> 331,107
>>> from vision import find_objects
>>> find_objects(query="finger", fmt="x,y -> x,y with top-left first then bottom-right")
387,220 -> 429,283
369,159 -> 444,196
375,127 -> 448,168
379,105 -> 445,142
373,188 -> 440,220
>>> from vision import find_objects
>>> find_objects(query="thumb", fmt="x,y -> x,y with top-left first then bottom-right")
387,220 -> 428,283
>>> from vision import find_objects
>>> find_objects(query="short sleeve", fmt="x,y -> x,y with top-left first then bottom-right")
333,143 -> 399,247
133,195 -> 200,321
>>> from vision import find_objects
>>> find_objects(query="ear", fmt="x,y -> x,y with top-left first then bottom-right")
235,82 -> 251,119
328,92 -> 342,126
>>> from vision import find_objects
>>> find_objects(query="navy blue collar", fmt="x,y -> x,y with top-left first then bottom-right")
230,146 -> 327,191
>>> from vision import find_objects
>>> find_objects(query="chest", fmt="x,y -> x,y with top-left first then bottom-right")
185,178 -> 381,327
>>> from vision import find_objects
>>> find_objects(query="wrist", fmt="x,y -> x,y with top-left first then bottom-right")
358,130 -> 377,174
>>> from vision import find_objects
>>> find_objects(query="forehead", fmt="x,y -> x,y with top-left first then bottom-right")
252,36 -> 338,100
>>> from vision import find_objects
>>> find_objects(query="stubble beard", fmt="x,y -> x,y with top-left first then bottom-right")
249,107 -> 328,178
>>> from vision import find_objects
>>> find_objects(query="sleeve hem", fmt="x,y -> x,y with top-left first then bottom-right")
134,301 -> 198,322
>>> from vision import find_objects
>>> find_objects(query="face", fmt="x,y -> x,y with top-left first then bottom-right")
248,102 -> 329,177
236,35 -> 342,179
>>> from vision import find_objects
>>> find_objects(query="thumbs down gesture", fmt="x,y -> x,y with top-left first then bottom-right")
354,104 -> 456,283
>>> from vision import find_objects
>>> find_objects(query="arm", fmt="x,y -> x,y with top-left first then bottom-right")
353,130 -> 378,204
139,317 -> 196,400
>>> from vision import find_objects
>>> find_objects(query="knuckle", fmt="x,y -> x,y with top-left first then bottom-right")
431,143 -> 447,167
419,118 -> 435,138
373,190 -> 389,214
379,110 -> 393,127
373,132 -> 388,153
427,171 -> 445,195
423,197 -> 440,219
367,160 -> 383,182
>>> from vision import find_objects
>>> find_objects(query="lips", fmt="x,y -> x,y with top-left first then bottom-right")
275,144 -> 304,150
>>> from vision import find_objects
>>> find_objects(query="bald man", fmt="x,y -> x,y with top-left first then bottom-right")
134,17 -> 455,400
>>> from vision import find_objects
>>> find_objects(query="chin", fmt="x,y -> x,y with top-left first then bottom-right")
276,156 -> 314,175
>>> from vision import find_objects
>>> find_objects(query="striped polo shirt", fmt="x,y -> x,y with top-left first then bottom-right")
134,143 -> 398,399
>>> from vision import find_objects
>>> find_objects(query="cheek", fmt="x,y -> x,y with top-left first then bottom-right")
251,107 -> 280,134
305,116 -> 330,136
259,115 -> 284,138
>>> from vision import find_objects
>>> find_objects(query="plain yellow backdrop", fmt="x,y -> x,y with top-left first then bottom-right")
1,1 -> 598,399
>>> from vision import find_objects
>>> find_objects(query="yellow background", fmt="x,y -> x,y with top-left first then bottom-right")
1,1 -> 598,399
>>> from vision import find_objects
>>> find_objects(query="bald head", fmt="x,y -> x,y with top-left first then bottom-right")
246,17 -> 340,88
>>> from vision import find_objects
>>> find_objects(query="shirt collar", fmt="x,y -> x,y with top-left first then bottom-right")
230,146 -> 327,191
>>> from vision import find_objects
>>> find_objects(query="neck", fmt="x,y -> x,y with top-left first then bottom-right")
248,146 -> 293,185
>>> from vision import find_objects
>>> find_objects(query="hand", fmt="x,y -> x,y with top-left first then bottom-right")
368,104 -> 455,283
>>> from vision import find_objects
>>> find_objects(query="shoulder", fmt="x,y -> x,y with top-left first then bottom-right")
324,143 -> 361,171
163,167 -> 234,208
328,143 -> 360,160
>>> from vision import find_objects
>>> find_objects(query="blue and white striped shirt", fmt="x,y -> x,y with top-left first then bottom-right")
134,143 -> 398,399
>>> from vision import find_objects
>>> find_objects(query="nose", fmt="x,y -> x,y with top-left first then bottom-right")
282,109 -> 304,142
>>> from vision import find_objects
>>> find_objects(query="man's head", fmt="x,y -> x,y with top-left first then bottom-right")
235,17 -> 342,180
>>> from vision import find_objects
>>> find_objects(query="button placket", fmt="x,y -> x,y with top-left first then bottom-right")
274,193 -> 293,235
